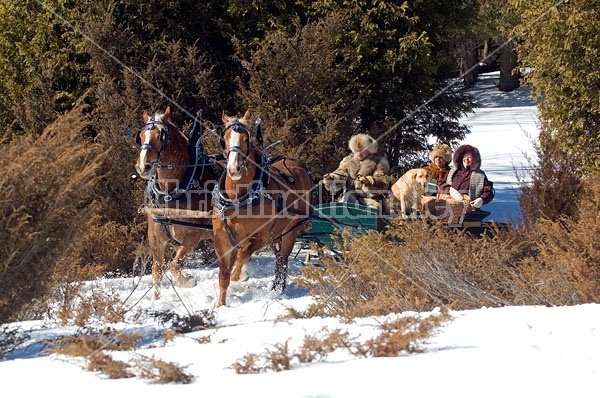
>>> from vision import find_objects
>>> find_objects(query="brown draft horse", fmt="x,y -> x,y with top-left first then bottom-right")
135,106 -> 222,299
212,110 -> 314,306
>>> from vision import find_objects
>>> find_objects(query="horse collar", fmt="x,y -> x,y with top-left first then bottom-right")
212,161 -> 272,216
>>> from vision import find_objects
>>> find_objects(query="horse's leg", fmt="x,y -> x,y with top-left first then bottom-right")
216,252 -> 234,307
151,251 -> 166,299
230,263 -> 249,282
214,231 -> 236,307
231,242 -> 255,282
169,227 -> 212,288
148,221 -> 168,300
169,243 -> 197,288
269,235 -> 293,293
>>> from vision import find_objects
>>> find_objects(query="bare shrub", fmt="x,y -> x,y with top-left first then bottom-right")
233,312 -> 447,373
300,198 -> 600,315
233,353 -> 262,374
518,128 -> 584,223
517,177 -> 600,304
0,103 -> 106,322
49,329 -> 142,357
88,352 -> 134,379
354,310 -> 451,357
55,289 -> 126,327
48,329 -> 193,383
296,327 -> 352,363
265,341 -> 292,372
134,355 -> 194,384
148,309 -> 217,333
298,220 -> 548,316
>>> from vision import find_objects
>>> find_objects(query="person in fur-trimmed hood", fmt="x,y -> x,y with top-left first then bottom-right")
439,144 -> 494,208
423,144 -> 494,224
323,133 -> 391,212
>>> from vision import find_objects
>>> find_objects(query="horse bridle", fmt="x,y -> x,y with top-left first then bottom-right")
221,119 -> 253,170
136,114 -> 170,163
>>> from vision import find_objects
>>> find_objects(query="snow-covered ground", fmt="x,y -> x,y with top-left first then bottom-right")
458,72 -> 539,224
2,73 -> 599,398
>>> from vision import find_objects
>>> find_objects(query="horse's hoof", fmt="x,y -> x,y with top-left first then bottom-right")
238,265 -> 249,282
176,273 -> 197,288
231,264 -> 249,282
271,281 -> 286,294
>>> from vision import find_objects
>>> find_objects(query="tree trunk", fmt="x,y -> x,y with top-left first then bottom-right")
499,41 -> 520,91
461,38 -> 479,88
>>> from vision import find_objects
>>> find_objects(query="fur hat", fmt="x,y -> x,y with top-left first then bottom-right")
453,144 -> 481,170
349,134 -> 378,154
429,144 -> 452,163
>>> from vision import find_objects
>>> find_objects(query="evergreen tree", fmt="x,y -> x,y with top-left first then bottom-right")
509,0 -> 600,174
236,0 -> 477,172
0,1 -> 93,138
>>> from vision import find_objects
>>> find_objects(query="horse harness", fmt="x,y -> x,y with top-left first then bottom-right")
141,114 -> 224,236
212,119 -> 313,248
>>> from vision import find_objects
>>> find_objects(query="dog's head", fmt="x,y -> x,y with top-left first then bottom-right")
413,168 -> 430,190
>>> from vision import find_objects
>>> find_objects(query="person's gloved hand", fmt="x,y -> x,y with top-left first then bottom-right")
449,187 -> 463,201
470,197 -> 484,209
358,175 -> 376,186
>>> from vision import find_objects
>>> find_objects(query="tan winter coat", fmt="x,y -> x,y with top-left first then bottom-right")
324,153 -> 391,196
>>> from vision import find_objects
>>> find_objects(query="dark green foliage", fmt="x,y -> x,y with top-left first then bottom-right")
236,14 -> 360,176
0,1 -> 92,137
509,0 -> 600,174
237,1 -> 477,173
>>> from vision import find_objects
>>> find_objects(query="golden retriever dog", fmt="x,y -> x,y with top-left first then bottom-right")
390,168 -> 430,217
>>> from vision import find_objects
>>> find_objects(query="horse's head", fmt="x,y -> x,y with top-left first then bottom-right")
221,109 -> 254,181
135,107 -> 172,179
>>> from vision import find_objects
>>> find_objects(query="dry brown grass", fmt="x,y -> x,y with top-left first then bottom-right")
0,92 -> 147,323
50,329 -> 142,356
516,177 -> 600,303
88,352 -> 134,379
134,355 -> 194,384
296,327 -> 352,363
48,327 -> 194,383
233,311 -> 449,374
54,288 -> 126,327
518,129 -> 584,223
353,309 -> 451,357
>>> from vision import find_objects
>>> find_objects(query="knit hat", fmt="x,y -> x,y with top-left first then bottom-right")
349,134 -> 378,154
429,143 -> 452,163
